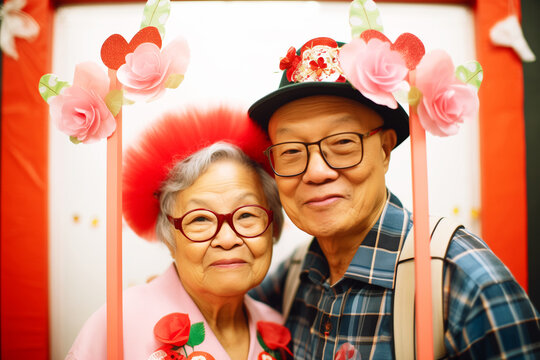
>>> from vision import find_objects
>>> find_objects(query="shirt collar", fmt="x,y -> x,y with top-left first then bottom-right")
302,190 -> 412,289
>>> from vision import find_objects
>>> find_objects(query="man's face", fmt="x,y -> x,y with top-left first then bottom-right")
268,95 -> 396,240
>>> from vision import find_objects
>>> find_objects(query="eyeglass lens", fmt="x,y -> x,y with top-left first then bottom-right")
181,205 -> 270,241
268,132 -> 363,176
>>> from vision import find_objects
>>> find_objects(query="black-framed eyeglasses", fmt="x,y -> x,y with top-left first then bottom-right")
167,205 -> 273,242
264,127 -> 383,177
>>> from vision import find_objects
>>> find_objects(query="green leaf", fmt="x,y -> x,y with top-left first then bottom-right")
123,97 -> 135,106
186,322 -> 205,347
455,61 -> 483,90
69,136 -> 81,145
349,0 -> 384,38
140,0 -> 171,38
38,74 -> 70,103
164,74 -> 184,89
104,89 -> 123,116
407,86 -> 422,107
257,333 -> 271,353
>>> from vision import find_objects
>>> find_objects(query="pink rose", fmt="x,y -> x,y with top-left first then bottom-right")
415,50 -> 479,137
116,36 -> 190,102
49,62 -> 116,144
339,38 -> 409,109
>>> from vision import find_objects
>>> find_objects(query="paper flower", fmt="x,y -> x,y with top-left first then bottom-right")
154,312 -> 191,346
335,342 -> 360,360
187,351 -> 215,360
148,345 -> 187,360
256,321 -> 292,359
116,36 -> 190,102
48,62 -> 116,144
339,37 -> 409,109
279,47 -> 301,82
415,50 -> 479,137
152,313 -> 207,359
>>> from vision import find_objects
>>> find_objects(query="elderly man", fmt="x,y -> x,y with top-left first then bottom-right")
248,37 -> 540,359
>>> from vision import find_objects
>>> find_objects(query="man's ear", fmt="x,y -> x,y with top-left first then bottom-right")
381,129 -> 397,171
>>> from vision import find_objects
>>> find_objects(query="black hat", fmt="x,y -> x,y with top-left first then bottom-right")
248,37 -> 410,147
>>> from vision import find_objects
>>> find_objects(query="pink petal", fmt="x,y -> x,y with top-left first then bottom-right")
73,62 -> 110,99
416,50 -> 454,92
162,36 -> 190,75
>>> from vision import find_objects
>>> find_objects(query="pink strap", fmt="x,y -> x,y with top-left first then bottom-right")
409,70 -> 434,359
106,69 -> 124,359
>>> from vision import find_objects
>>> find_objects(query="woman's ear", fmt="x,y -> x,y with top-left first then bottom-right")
165,236 -> 176,258
381,129 -> 397,172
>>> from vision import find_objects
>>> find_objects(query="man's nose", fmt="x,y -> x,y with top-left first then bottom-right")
302,146 -> 339,184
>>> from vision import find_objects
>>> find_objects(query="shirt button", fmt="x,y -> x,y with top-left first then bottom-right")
325,321 -> 332,332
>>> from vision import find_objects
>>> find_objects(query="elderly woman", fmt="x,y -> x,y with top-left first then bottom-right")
66,106 -> 290,360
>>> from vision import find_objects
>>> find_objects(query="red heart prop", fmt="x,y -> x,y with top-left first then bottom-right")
360,29 -> 391,44
101,26 -> 162,70
390,32 -> 425,70
359,30 -> 425,70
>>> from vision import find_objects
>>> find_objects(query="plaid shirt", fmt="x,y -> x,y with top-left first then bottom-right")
250,191 -> 540,359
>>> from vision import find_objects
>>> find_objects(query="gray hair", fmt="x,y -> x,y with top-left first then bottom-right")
156,142 -> 283,251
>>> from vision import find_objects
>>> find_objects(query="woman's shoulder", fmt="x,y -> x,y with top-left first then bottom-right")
66,264 -> 184,359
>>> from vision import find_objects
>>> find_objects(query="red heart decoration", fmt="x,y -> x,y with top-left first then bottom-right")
360,29 -> 391,44
390,32 -> 425,70
359,30 -> 425,70
101,26 -> 162,70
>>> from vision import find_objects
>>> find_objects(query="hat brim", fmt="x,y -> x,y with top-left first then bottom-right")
248,81 -> 410,148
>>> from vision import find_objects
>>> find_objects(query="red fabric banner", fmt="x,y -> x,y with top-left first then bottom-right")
1,0 -> 53,358
475,0 -> 528,289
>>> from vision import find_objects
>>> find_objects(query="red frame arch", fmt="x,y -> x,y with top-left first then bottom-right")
1,0 -> 527,358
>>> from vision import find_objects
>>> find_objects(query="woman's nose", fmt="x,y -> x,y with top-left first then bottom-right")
210,221 -> 244,249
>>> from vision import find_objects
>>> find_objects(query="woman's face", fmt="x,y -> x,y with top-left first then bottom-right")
170,159 -> 274,299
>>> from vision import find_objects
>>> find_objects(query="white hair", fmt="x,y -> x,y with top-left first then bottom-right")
156,142 -> 283,251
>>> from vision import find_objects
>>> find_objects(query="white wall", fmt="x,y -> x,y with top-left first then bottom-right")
49,2 -> 478,358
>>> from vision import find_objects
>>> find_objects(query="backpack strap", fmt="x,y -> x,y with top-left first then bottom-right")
394,217 -> 463,359
282,240 -> 311,320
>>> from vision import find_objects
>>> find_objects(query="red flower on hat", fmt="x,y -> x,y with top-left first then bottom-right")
154,313 -> 191,346
309,57 -> 328,77
279,47 -> 301,82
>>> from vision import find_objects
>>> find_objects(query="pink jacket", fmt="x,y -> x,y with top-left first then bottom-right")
66,263 -> 284,360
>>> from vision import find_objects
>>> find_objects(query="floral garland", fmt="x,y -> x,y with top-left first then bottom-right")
37,0 -> 190,144
149,313 -> 292,360
280,0 -> 483,138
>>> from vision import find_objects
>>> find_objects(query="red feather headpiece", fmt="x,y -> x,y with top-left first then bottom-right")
122,105 -> 271,241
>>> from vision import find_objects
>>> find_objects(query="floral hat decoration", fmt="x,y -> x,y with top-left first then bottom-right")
248,0 -> 482,145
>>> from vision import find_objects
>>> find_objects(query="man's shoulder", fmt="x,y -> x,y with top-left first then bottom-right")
445,227 -> 514,288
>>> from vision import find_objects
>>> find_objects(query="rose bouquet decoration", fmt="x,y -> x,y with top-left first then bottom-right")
150,312 -> 214,360
38,0 -> 190,144
340,0 -> 483,137
39,62 -> 117,144
256,321 -> 293,360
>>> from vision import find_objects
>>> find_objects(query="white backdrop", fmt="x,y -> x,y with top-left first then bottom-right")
49,2 -> 478,358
